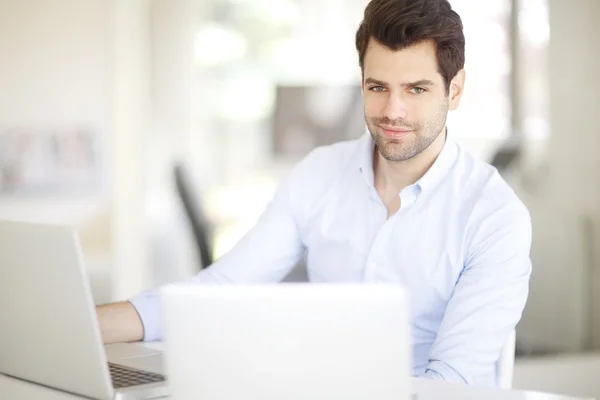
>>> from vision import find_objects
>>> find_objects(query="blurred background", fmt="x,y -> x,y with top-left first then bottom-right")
0,0 -> 599,397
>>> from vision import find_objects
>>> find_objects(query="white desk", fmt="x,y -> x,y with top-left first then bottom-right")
410,378 -> 593,400
0,342 -> 593,400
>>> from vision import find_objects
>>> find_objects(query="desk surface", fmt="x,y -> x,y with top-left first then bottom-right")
410,378 -> 593,400
0,342 -> 593,400
0,372 -> 591,400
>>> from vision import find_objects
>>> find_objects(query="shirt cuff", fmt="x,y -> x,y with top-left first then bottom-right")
423,361 -> 468,384
129,290 -> 161,342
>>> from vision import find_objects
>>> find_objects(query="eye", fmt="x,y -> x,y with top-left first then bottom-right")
369,86 -> 386,92
410,87 -> 426,94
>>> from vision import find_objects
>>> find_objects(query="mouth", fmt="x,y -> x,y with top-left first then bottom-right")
379,125 -> 413,138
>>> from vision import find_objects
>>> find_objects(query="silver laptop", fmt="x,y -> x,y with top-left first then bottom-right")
0,220 -> 168,399
161,283 -> 412,400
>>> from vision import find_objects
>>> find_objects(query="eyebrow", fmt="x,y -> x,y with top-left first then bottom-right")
364,77 -> 436,88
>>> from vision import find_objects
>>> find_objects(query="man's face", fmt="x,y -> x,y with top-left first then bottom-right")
362,39 -> 463,162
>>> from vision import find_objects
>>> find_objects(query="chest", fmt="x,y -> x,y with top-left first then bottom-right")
300,187 -> 468,318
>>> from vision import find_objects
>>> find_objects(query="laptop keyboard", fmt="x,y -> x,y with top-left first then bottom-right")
108,362 -> 166,389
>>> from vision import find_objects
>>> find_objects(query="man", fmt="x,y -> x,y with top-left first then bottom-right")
97,0 -> 532,386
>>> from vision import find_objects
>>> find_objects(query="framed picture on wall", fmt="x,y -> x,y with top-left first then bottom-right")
0,126 -> 103,194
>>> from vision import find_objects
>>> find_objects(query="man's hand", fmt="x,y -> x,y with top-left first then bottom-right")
96,301 -> 144,344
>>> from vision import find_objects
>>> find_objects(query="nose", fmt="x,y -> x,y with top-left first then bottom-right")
382,92 -> 408,122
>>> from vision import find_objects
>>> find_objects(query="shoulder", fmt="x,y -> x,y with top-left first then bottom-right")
270,136 -> 364,223
284,137 -> 362,195
293,138 -> 360,177
451,144 -> 531,240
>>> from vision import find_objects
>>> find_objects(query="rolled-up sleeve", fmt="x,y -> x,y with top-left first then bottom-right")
129,292 -> 162,342
422,200 -> 532,386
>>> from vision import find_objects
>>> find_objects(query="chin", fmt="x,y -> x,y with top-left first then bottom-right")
380,143 -> 412,160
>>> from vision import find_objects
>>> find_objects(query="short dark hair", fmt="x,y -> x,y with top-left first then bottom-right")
355,0 -> 465,91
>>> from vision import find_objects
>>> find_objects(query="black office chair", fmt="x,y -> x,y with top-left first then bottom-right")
489,136 -> 522,173
173,162 -> 214,270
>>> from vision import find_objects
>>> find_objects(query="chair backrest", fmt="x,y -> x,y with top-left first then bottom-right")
173,162 -> 214,270
496,329 -> 517,389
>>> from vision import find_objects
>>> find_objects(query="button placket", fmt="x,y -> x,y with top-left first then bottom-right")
364,210 -> 402,281
364,186 -> 420,282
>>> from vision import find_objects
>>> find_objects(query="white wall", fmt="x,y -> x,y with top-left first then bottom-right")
110,0 -> 152,300
0,0 -> 110,130
515,0 -> 600,352
0,0 -> 155,302
0,0 -> 111,223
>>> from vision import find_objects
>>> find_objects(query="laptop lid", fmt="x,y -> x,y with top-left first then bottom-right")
161,283 -> 411,400
0,220 -> 114,400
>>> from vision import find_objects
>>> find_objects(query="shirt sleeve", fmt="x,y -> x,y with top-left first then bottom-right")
129,160 -> 309,341
421,200 -> 532,386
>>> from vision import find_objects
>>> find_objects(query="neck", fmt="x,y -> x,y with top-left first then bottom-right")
374,127 -> 447,194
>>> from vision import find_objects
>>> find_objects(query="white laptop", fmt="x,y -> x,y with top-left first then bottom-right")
0,220 -> 168,399
161,283 -> 412,400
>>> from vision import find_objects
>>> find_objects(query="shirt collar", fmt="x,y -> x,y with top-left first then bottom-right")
415,134 -> 458,193
357,129 -> 459,194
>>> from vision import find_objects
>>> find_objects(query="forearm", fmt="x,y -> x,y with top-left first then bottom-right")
96,301 -> 144,344
93,161 -> 306,344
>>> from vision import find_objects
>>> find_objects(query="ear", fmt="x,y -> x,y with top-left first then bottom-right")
448,69 -> 466,111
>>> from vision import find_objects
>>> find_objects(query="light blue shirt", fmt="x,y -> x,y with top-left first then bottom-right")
131,132 -> 532,386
